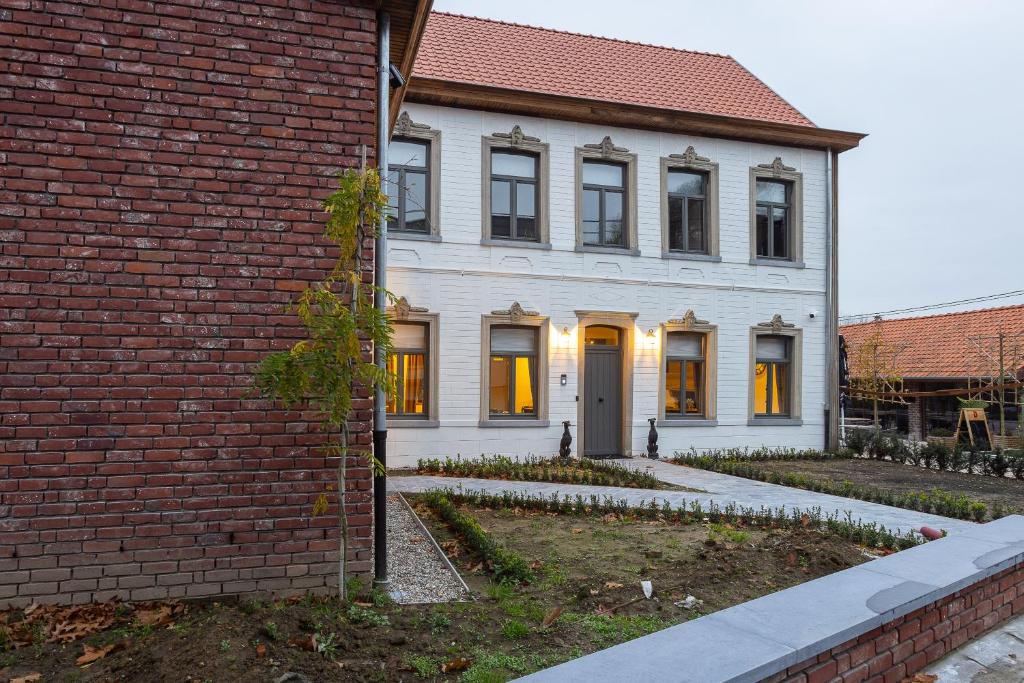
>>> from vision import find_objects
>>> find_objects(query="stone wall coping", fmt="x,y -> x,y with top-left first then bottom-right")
516,515 -> 1024,683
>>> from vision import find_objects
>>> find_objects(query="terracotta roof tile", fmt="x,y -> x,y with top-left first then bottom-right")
412,12 -> 815,128
840,304 -> 1024,379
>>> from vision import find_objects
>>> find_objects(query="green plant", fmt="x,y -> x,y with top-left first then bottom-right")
406,654 -> 439,678
262,621 -> 280,641
346,604 -> 390,627
254,167 -> 393,600
501,619 -> 530,639
428,610 -> 452,633
422,491 -> 535,583
316,631 -> 339,659
417,454 -> 664,489
219,639 -> 231,652
484,580 -> 516,602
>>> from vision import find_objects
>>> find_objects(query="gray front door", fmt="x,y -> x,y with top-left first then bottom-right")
584,341 -> 622,457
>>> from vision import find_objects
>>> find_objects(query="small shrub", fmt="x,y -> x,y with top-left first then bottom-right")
501,619 -> 530,639
844,429 -> 870,454
261,621 -> 280,641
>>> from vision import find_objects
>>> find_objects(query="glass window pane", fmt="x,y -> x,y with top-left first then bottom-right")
756,336 -> 789,361
667,170 -> 704,196
402,353 -> 425,414
491,327 -> 536,354
585,326 -> 619,346
665,359 -> 682,414
582,189 -> 600,222
516,216 -> 536,240
772,207 -> 788,258
386,354 -> 399,414
389,139 -> 428,167
772,363 -> 789,415
756,180 -> 786,203
386,170 -> 400,230
754,362 -> 770,414
491,180 -> 510,236
756,206 -> 769,257
604,192 -> 623,246
393,323 -> 426,350
489,356 -> 511,415
403,171 -> 427,231
687,197 -> 705,253
492,151 -> 536,178
513,356 -> 536,415
582,161 -> 624,187
685,361 -> 702,414
604,221 -> 623,246
668,196 -> 684,251
667,332 -> 702,357
517,182 -> 535,218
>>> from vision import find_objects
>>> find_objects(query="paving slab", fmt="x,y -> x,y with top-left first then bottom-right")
924,614 -> 1024,682
391,456 -> 977,537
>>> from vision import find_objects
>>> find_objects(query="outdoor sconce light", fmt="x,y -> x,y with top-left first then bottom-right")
560,373 -> 567,386
645,328 -> 656,346
561,326 -> 570,338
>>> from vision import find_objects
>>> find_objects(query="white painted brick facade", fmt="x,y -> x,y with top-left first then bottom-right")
386,103 -> 831,468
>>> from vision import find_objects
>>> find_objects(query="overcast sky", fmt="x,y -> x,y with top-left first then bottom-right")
433,0 -> 1024,318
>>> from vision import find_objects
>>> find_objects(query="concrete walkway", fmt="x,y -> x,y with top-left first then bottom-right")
924,614 -> 1024,682
391,457 -> 976,537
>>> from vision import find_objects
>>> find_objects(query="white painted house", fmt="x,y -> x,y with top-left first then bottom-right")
382,13 -> 864,468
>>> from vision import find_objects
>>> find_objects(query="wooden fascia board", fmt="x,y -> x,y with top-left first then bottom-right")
387,0 -> 432,132
406,77 -> 866,152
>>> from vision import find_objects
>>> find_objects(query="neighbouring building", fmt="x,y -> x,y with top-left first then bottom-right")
0,0 -> 430,607
382,13 -> 864,467
841,305 -> 1024,443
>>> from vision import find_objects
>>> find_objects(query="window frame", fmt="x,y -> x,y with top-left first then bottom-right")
748,323 -> 803,425
488,151 -> 540,242
388,138 -> 431,235
660,150 -> 720,260
574,140 -> 638,254
658,319 -> 718,425
388,112 -> 441,241
749,159 -> 803,266
480,128 -> 550,247
385,309 -> 440,428
754,179 -> 791,260
479,312 -> 550,427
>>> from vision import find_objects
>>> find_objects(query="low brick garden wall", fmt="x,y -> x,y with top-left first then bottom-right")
518,515 -> 1024,683
773,563 -> 1022,683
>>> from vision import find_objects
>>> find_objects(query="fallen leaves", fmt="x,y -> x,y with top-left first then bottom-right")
903,675 -> 937,683
570,528 -> 583,534
440,657 -> 472,673
604,581 -> 623,590
0,600 -> 185,650
288,633 -> 317,652
76,639 -> 130,666
541,606 -> 563,627
255,642 -> 267,658
440,539 -> 461,558
10,674 -> 42,683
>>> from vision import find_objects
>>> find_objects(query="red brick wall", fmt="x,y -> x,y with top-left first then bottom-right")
771,563 -> 1024,683
0,0 -> 380,606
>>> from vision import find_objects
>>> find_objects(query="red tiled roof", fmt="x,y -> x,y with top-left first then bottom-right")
412,12 -> 816,128
840,305 -> 1024,380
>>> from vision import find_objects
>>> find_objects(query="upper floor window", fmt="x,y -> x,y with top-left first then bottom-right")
387,322 -> 430,418
753,335 -> 791,417
388,138 -> 430,234
667,170 -> 707,253
749,158 -> 803,265
490,151 -> 538,242
755,179 -> 791,259
665,332 -> 705,417
581,160 -> 626,248
488,326 -> 538,418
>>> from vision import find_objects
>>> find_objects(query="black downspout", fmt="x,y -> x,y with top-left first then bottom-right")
372,10 -> 390,588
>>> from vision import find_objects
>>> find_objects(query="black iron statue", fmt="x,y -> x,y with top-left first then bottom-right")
646,418 -> 659,459
559,420 -> 572,459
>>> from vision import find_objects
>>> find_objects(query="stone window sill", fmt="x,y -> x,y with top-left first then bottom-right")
387,419 -> 440,429
749,258 -> 806,269
389,232 -> 442,243
480,239 -> 552,250
575,245 -> 641,256
659,418 -> 719,427
662,252 -> 722,263
747,417 -> 803,426
478,419 -> 551,429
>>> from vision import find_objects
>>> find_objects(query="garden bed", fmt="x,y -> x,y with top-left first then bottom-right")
404,455 -> 693,491
1,494 -> 888,683
748,457 -> 1023,518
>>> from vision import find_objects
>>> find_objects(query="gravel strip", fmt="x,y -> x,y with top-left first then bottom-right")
386,493 -> 470,604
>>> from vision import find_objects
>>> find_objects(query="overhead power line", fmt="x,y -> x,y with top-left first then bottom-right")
839,289 -> 1024,324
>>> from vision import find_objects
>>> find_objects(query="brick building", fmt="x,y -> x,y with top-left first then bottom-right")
0,0 -> 430,606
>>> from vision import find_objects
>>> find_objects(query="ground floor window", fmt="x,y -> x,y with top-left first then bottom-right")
753,335 -> 791,417
387,322 -> 429,418
488,326 -> 538,417
665,332 -> 705,417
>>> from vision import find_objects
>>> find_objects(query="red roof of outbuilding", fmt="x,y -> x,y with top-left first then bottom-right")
840,305 -> 1024,380
412,12 -> 816,128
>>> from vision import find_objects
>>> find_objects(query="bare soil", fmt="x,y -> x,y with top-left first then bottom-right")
753,458 -> 1024,512
1,500 -> 872,683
